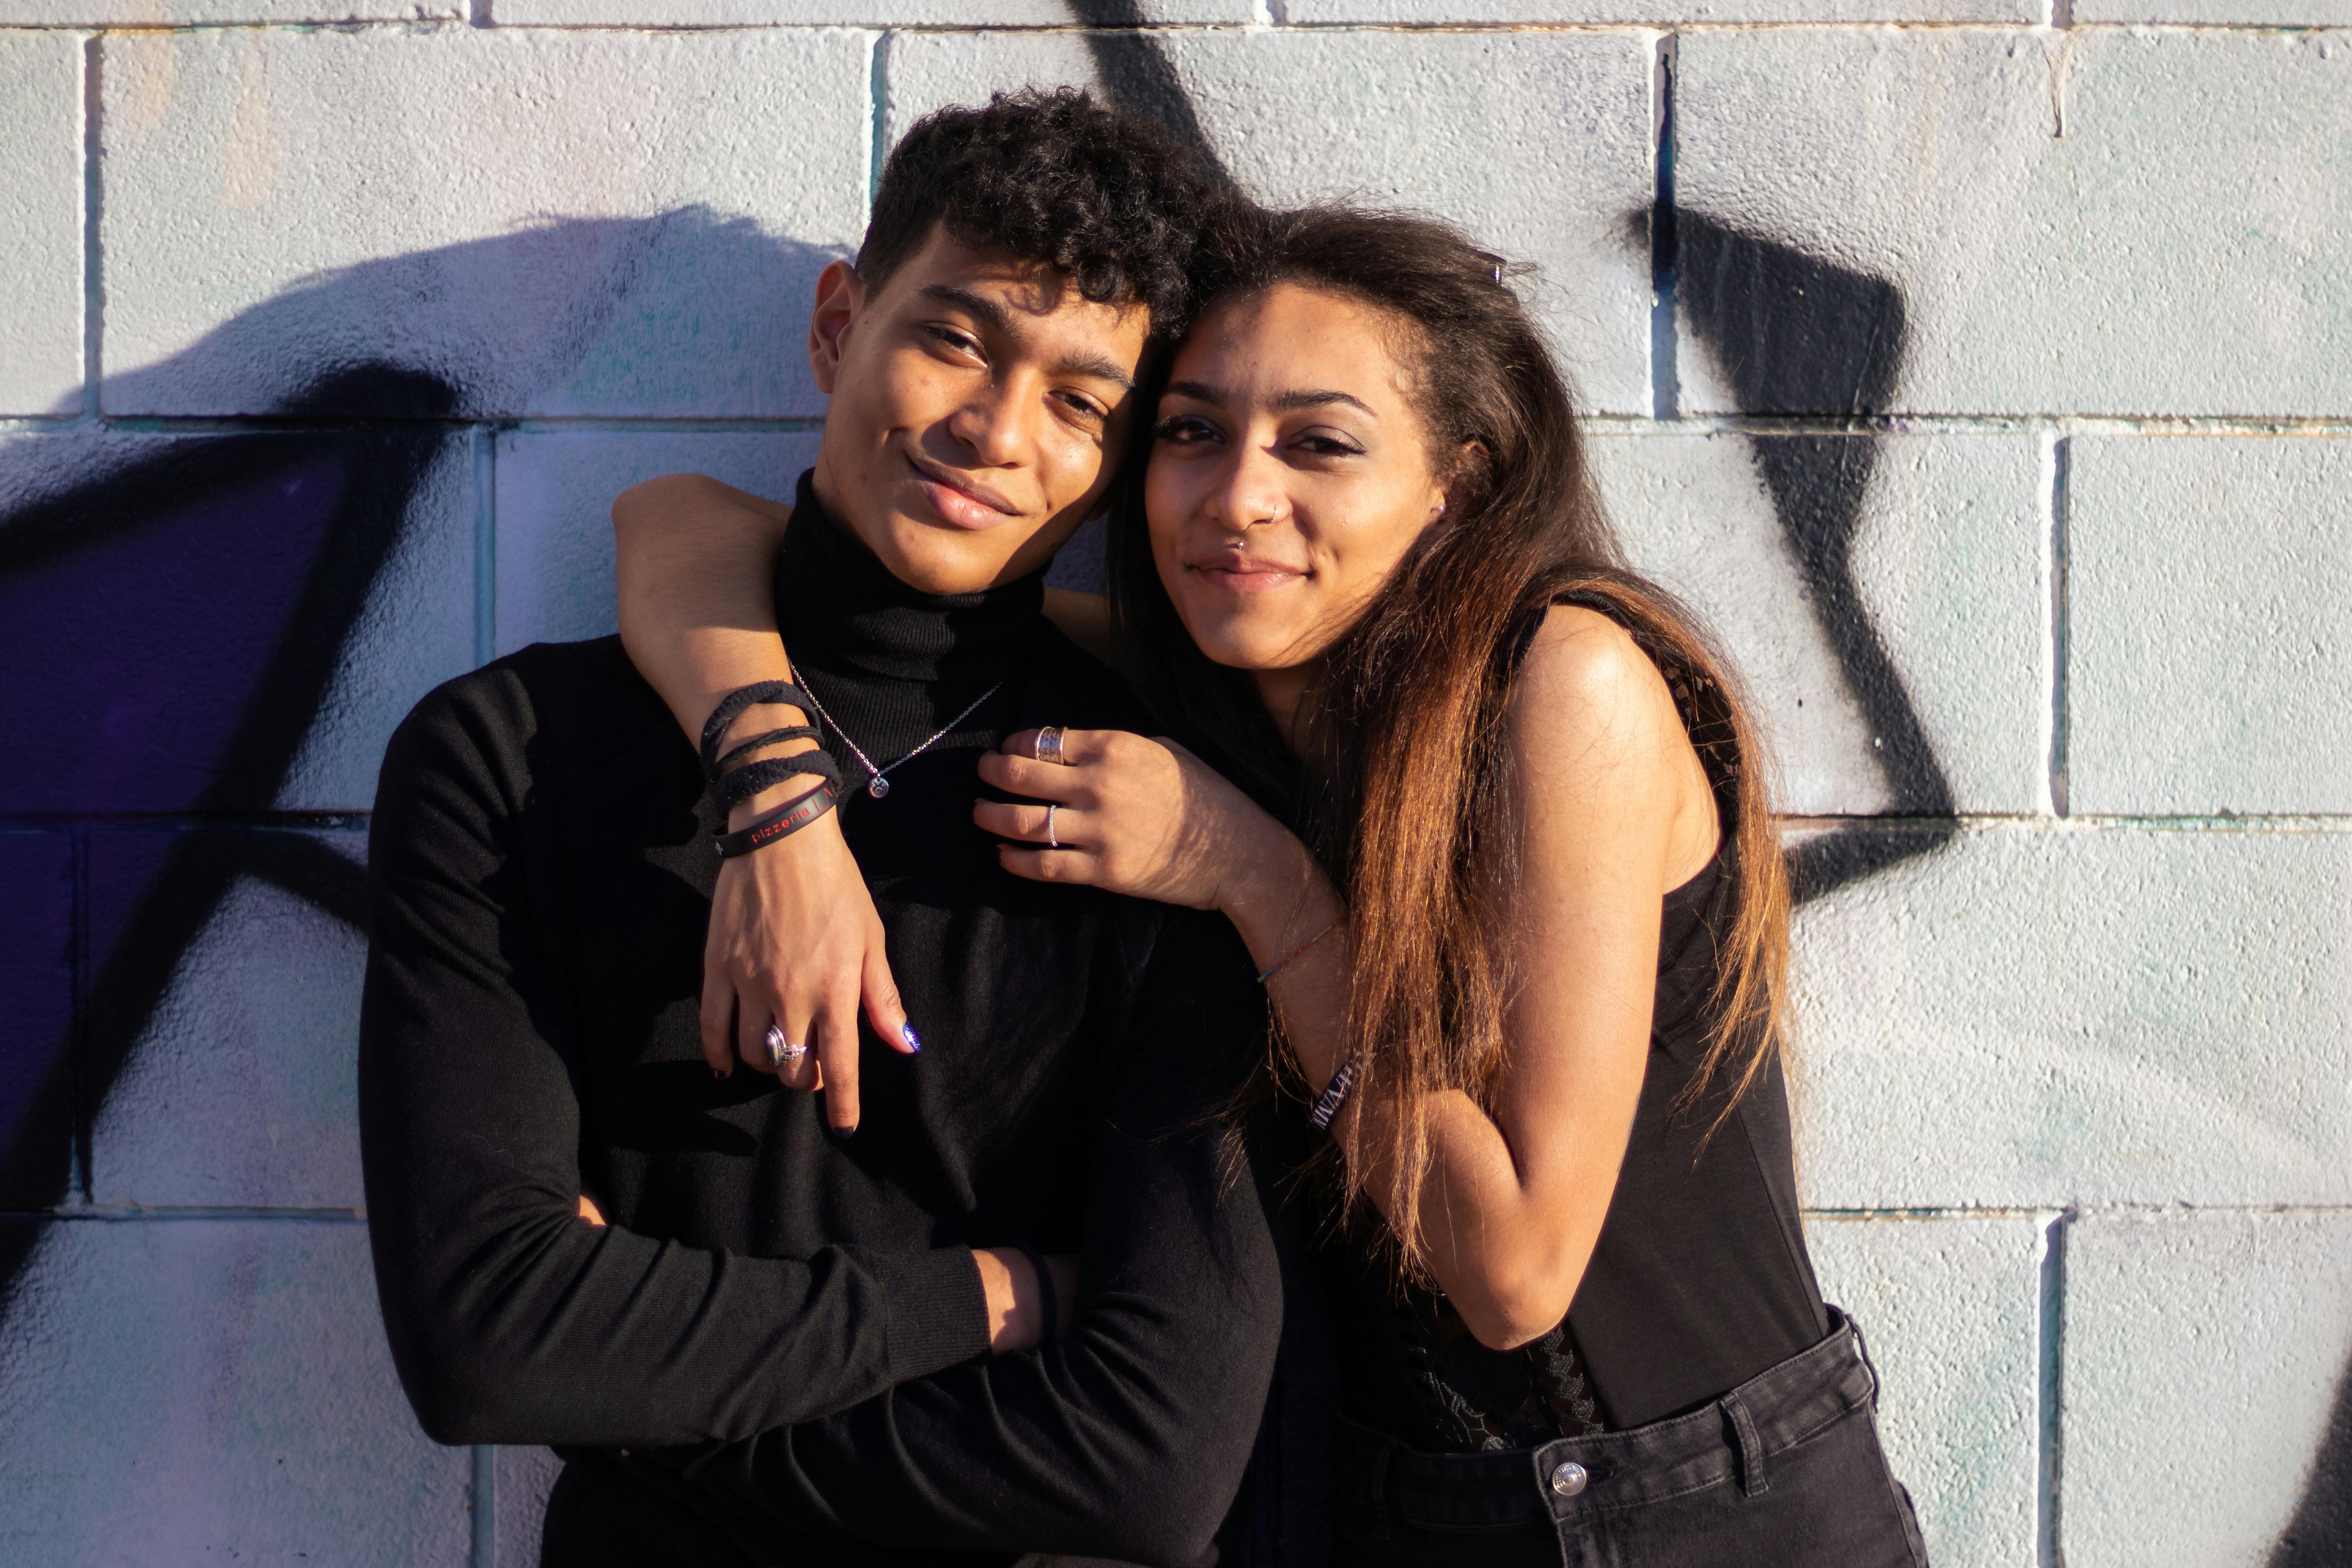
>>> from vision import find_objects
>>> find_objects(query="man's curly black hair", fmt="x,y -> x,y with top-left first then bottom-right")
856,88 -> 1230,342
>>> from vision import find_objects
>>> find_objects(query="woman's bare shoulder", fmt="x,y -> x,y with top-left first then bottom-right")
1508,603 -> 1685,759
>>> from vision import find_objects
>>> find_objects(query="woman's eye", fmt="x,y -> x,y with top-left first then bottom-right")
1295,433 -> 1365,458
1153,415 -> 1218,444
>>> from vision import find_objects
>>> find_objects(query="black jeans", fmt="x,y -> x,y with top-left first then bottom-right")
1330,1308 -> 1928,1568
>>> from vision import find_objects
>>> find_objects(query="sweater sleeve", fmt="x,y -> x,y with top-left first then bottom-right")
358,673 -> 991,1450
655,911 -> 1286,1568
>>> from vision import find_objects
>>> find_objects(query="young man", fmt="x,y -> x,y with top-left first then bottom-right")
360,92 -> 1285,1565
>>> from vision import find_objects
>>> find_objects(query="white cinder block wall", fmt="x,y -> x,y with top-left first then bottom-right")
0,3 -> 2343,1564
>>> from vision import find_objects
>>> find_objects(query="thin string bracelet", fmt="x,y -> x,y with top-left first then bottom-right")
1257,920 -> 1342,986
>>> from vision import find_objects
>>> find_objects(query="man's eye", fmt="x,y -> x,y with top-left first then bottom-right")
1058,393 -> 1108,422
925,326 -> 983,357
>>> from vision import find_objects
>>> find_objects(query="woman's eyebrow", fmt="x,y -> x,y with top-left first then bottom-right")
1271,388 -> 1376,417
1162,382 -> 1375,418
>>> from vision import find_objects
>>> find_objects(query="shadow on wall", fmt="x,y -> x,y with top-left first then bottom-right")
0,212 -> 844,1296
1665,208 -> 1959,899
2272,1364 -> 2352,1566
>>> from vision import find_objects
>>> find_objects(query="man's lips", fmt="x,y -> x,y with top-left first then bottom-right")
905,452 -> 1020,530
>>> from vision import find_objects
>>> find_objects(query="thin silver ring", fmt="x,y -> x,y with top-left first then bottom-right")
1034,726 -> 1067,765
763,1024 -> 807,1071
1045,803 -> 1059,848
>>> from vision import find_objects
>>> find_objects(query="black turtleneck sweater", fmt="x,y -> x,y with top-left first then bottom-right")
358,474 -> 1284,1566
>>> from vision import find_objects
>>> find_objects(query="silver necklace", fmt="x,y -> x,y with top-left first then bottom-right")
794,677 -> 1004,799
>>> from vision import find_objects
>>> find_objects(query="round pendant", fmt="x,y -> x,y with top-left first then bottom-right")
867,776 -> 891,799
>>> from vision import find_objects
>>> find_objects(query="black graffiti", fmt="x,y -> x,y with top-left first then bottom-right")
1672,211 -> 1958,898
2270,1365 -> 2352,1566
0,369 -> 458,1263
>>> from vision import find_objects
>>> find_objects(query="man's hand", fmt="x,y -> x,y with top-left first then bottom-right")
702,798 -> 913,1136
974,1248 -> 1080,1353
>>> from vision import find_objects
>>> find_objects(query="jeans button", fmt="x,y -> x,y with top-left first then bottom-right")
1550,1460 -> 1588,1497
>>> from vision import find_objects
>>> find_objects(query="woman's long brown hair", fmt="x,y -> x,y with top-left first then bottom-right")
1109,206 -> 1791,1274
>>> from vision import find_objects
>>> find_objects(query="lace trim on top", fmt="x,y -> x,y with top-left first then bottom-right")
1369,1275 -> 1607,1451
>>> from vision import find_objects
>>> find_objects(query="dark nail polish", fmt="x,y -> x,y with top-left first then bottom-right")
902,1024 -> 922,1053
826,1120 -> 858,1147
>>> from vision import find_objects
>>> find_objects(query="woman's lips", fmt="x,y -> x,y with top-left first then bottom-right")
1190,560 -> 1307,594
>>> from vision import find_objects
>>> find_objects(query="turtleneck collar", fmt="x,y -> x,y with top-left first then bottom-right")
773,469 -> 1046,686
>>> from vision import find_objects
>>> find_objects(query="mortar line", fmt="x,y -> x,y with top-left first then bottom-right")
475,426 -> 498,668
2037,1208 -> 2071,1568
1,18 -> 2345,34
67,823 -> 91,1208
46,415 -> 831,437
473,1446 -> 498,1568
868,31 -> 890,213
1648,32 -> 1679,423
0,1205 -> 366,1221
2048,432 -> 2071,819
0,811 -> 371,830
81,33 -> 103,426
1583,413 -> 2352,437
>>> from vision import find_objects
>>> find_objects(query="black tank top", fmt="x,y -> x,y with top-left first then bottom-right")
1314,599 -> 1829,1449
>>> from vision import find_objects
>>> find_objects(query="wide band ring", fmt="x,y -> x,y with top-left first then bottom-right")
1033,726 -> 1067,765
763,1023 -> 808,1071
1045,803 -> 1059,848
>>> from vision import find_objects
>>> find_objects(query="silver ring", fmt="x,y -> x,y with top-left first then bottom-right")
1034,726 -> 1066,765
1045,803 -> 1059,848
763,1024 -> 807,1071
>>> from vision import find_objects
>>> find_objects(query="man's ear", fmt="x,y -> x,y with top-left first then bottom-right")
808,259 -> 864,396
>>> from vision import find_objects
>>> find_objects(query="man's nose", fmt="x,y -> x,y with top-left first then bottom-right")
947,378 -> 1032,469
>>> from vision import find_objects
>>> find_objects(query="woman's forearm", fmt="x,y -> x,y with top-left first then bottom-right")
613,473 -> 799,747
1213,829 -> 1351,1092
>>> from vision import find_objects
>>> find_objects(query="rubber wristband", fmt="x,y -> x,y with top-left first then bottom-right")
712,782 -> 837,860
700,682 -> 814,780
711,751 -> 842,814
1012,1241 -> 1059,1347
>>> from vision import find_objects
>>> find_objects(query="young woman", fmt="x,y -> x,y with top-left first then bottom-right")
612,207 -> 1927,1567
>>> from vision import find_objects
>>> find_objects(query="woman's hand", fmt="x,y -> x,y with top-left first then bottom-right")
976,729 -> 1278,912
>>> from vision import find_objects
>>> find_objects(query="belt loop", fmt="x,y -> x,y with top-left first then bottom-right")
1844,1309 -> 1883,1409
1722,1390 -> 1769,1498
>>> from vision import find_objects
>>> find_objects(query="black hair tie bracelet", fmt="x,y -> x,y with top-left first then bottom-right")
714,780 -> 838,861
711,751 -> 842,816
713,724 -> 822,776
701,681 -> 816,780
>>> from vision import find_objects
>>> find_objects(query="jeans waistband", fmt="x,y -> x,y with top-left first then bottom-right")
1335,1306 -> 1881,1532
